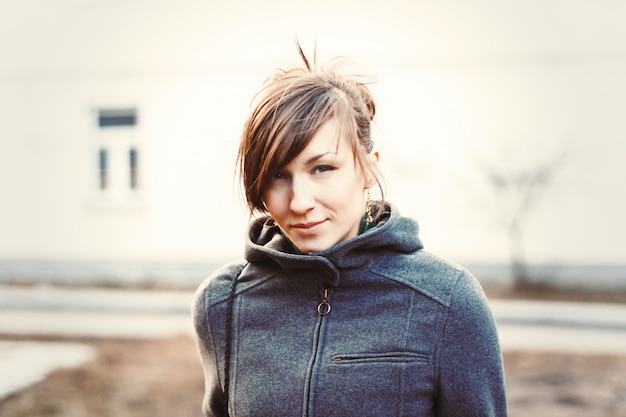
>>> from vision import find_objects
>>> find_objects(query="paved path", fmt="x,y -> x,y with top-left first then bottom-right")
2,285 -> 626,400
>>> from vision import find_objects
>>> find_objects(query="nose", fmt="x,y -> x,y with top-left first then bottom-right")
289,178 -> 316,214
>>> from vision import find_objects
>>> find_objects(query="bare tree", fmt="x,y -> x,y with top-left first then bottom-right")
481,152 -> 566,289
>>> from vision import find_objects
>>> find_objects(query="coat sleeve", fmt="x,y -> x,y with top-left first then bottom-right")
435,270 -> 508,416
191,274 -> 230,417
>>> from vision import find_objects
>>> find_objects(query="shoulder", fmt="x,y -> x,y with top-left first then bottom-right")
370,250 -> 482,308
192,260 -> 248,314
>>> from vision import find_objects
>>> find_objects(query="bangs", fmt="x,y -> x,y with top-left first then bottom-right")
263,82 -> 347,173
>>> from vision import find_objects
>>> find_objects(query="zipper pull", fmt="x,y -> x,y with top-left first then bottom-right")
317,288 -> 331,316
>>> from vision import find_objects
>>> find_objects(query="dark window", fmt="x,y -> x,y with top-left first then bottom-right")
129,147 -> 138,189
99,148 -> 108,189
98,109 -> 137,128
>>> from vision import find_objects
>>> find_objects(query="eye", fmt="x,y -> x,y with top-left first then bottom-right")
312,165 -> 336,175
270,171 -> 288,181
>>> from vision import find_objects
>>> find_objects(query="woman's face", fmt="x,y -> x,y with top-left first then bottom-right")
263,118 -> 373,253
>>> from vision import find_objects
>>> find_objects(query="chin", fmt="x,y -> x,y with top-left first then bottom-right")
295,240 -> 337,254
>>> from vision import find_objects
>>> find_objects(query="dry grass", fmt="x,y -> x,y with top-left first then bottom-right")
485,284 -> 626,305
0,335 -> 204,417
505,351 -> 626,417
1,334 -> 626,417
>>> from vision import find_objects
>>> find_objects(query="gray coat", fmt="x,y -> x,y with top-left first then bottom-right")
192,205 -> 507,416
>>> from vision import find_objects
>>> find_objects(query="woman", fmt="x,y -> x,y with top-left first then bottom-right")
193,44 -> 508,417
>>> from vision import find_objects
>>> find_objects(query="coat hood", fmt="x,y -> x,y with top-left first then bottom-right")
243,203 -> 424,275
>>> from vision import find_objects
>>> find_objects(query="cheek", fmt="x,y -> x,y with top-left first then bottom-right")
325,179 -> 366,210
263,188 -> 286,216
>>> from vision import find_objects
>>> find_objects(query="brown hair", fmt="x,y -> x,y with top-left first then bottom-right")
237,42 -> 384,216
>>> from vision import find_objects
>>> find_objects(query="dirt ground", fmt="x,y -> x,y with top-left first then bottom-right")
1,285 -> 626,417
0,333 -> 625,417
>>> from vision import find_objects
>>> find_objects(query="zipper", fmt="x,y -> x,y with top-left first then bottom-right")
317,287 -> 331,316
303,287 -> 332,417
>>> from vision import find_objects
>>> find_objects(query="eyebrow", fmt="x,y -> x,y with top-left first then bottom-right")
305,151 -> 338,165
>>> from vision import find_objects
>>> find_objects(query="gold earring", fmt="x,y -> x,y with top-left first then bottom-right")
366,189 -> 373,224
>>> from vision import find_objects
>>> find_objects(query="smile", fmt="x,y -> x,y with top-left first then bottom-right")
291,220 -> 326,234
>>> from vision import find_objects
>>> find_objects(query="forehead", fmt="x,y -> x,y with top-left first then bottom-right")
294,119 -> 350,159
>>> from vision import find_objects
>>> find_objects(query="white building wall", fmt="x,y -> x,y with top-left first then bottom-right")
0,75 -> 258,266
2,61 -> 625,286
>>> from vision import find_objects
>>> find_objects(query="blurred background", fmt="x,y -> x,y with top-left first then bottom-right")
2,2 -> 626,416
0,0 -> 625,290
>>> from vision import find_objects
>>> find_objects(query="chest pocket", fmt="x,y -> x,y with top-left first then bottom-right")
314,351 -> 435,417
332,351 -> 428,364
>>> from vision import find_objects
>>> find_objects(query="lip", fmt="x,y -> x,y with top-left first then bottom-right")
290,220 -> 326,234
